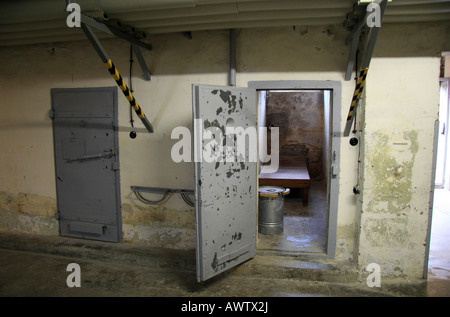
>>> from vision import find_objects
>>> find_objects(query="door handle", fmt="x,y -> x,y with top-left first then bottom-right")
66,149 -> 114,162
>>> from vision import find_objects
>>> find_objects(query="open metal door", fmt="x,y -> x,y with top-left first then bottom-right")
193,84 -> 257,282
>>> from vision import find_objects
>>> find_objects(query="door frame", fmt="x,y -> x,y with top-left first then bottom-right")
51,86 -> 122,242
423,77 -> 450,278
434,78 -> 450,188
248,80 -> 342,259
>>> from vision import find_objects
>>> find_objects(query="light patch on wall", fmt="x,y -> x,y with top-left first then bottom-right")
360,130 -> 423,277
362,218 -> 409,248
335,224 -> 357,262
366,130 -> 418,215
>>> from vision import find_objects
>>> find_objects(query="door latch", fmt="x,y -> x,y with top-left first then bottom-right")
65,149 -> 115,162
331,164 -> 338,178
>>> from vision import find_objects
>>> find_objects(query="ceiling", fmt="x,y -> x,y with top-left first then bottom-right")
0,0 -> 449,47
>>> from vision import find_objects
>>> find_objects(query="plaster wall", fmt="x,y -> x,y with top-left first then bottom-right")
0,26 -> 358,252
358,57 -> 440,278
265,91 -> 325,180
0,22 -> 447,276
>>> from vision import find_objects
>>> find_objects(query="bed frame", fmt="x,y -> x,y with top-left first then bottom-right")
258,156 -> 311,205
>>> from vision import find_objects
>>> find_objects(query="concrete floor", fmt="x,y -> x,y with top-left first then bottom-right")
257,181 -> 327,254
427,188 -> 450,295
0,226 -> 448,298
0,186 -> 448,299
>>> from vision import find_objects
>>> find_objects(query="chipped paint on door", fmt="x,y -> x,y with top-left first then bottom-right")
193,84 -> 257,282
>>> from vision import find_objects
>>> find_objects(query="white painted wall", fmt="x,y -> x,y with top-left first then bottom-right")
0,23 -> 447,277
359,57 -> 440,278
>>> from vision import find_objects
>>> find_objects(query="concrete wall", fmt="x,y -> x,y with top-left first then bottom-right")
265,91 -> 325,180
0,22 -> 448,277
357,57 -> 440,278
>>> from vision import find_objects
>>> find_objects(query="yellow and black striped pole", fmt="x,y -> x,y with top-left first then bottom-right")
81,22 -> 154,133
104,59 -> 153,133
344,67 -> 368,136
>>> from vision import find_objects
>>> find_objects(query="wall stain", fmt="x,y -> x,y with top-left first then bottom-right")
362,130 -> 421,266
0,191 -> 58,233
122,203 -> 195,230
367,130 -> 418,215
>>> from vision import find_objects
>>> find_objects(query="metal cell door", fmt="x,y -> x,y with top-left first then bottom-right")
51,87 -> 122,242
193,84 -> 257,282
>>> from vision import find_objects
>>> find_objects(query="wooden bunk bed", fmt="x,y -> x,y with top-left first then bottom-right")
258,156 -> 311,205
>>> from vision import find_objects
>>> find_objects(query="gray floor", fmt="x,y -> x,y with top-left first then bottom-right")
257,181 -> 327,254
0,227 -> 448,299
0,186 -> 448,299
428,188 -> 450,290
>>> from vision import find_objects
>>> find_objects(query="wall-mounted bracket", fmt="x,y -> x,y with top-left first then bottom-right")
80,14 -> 151,81
81,23 -> 154,133
130,186 -> 195,207
344,9 -> 368,81
343,0 -> 388,136
130,186 -> 194,196
131,44 -> 151,81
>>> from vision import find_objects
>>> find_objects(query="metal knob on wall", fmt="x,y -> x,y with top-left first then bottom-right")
349,137 -> 359,146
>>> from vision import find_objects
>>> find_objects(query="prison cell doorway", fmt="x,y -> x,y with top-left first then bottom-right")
249,81 -> 341,258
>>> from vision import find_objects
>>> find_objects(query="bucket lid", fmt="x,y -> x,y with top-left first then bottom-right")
258,186 -> 290,197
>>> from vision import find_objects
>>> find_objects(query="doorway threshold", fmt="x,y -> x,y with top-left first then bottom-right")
256,249 -> 327,259
234,252 -> 359,283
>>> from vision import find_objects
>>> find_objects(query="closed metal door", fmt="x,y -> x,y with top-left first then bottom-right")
193,84 -> 257,282
51,87 -> 122,242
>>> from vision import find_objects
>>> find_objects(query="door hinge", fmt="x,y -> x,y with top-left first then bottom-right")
331,164 -> 338,178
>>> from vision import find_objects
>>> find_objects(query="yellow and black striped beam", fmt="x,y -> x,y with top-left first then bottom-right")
344,67 -> 368,136
81,22 -> 153,133
104,59 -> 153,133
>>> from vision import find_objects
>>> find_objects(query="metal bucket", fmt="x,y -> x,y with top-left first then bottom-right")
258,186 -> 290,235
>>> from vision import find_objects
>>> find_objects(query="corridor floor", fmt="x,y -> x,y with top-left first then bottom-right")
0,227 -> 448,299
257,181 -> 327,254
427,188 -> 450,295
